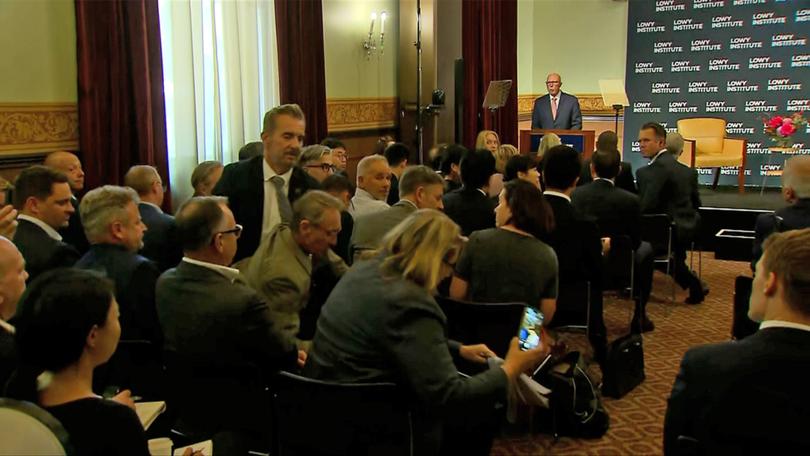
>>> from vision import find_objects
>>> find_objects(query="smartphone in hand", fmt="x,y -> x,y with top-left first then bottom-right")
518,307 -> 544,351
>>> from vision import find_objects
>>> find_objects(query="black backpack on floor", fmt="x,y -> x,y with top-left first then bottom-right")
601,332 -> 645,399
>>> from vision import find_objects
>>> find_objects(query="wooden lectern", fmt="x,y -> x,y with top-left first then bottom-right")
519,129 -> 596,159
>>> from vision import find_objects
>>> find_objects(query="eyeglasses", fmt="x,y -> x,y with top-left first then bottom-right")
217,224 -> 243,239
545,81 -> 561,86
305,163 -> 336,173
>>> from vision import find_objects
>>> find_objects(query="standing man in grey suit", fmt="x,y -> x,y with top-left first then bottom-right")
531,73 -> 582,130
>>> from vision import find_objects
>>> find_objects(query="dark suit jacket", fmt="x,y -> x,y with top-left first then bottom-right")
442,187 -> 497,236
13,219 -> 79,283
156,260 -> 298,435
350,200 -> 417,255
76,244 -> 161,344
334,210 -> 353,264
59,196 -> 89,254
579,159 -> 637,194
541,194 -> 602,285
636,152 -> 702,243
387,173 -> 400,206
572,179 -> 642,249
664,327 -> 810,454
0,325 -> 15,393
752,198 -> 810,266
531,92 -> 582,130
212,155 -> 320,262
138,203 -> 182,272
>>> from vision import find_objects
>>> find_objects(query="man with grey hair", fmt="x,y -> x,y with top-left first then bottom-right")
156,196 -> 303,444
350,165 -> 444,259
753,155 -> 810,265
242,190 -> 348,349
214,104 -> 320,262
298,145 -> 335,183
349,154 -> 391,216
76,185 -> 161,345
666,131 -> 686,157
124,165 -> 181,271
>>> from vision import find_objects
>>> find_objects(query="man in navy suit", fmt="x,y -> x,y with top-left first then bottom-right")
531,73 -> 582,130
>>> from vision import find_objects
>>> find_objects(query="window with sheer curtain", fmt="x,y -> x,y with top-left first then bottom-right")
158,0 -> 280,205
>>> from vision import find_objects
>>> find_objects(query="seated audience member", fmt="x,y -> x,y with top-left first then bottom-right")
320,137 -> 348,176
384,142 -> 410,206
440,144 -> 465,193
304,209 -> 549,455
0,236 -> 27,389
76,186 -> 161,345
321,174 -> 354,263
490,144 -> 519,197
373,134 -> 395,156
349,154 -> 391,216
44,151 -> 90,253
214,104 -> 320,262
157,197 -> 301,445
636,122 -> 705,304
0,177 -> 18,239
351,165 -> 444,258
125,165 -> 182,272
475,130 -> 500,155
573,149 -> 655,332
442,148 -> 497,236
753,155 -> 810,267
9,269 -> 149,455
665,131 -> 686,158
238,141 -> 263,161
504,155 -> 541,189
541,145 -> 606,357
12,166 -> 79,282
299,145 -> 335,183
450,179 -> 558,323
242,191 -> 347,348
429,143 -> 447,171
537,133 -> 561,162
190,160 -> 224,197
578,131 -> 636,194
664,229 -> 810,454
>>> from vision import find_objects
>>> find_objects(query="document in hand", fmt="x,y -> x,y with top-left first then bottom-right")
135,401 -> 167,430
173,440 -> 213,456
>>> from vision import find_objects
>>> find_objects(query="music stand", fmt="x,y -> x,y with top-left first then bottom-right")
482,80 -> 512,127
599,79 -> 629,133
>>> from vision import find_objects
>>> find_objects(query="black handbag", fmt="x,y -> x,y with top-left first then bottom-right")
601,332 -> 645,399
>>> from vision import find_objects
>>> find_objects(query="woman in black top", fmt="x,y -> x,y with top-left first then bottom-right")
9,269 -> 149,456
450,179 -> 559,323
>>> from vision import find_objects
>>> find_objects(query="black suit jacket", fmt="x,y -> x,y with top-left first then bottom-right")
387,173 -> 400,206
636,152 -> 702,243
664,327 -> 810,454
530,92 -> 582,130
138,203 -> 182,272
0,325 -> 15,393
541,194 -> 602,285
212,156 -> 320,262
579,159 -> 637,194
572,179 -> 642,249
59,196 -> 89,254
76,244 -> 161,344
442,187 -> 497,236
13,219 -> 79,283
752,198 -> 810,266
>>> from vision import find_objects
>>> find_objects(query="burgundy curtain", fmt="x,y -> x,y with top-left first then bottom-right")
462,0 -> 518,149
275,0 -> 328,145
74,0 -> 170,200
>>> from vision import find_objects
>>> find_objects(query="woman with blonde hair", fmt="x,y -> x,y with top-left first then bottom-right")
304,209 -> 548,455
475,130 -> 500,155
489,144 -> 519,196
537,133 -> 561,161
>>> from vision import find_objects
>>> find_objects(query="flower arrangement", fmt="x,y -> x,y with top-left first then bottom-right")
762,113 -> 807,148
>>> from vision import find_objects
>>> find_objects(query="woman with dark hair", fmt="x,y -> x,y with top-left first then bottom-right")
504,155 -> 541,189
450,179 -> 558,323
8,268 -> 150,455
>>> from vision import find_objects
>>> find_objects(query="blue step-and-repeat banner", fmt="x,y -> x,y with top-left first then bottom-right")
623,0 -> 810,187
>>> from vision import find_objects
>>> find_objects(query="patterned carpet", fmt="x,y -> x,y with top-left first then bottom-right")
492,254 -> 751,455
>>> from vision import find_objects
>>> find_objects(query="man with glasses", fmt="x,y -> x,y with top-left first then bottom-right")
298,145 -> 336,183
320,137 -> 349,177
531,73 -> 582,130
124,165 -> 182,271
156,196 -> 304,448
242,190 -> 348,350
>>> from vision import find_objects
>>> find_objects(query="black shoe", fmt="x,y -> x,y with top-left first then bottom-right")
701,280 -> 710,296
630,316 -> 655,333
685,287 -> 705,304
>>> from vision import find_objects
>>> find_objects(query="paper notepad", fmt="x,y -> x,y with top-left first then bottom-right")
173,440 -> 213,456
135,401 -> 167,430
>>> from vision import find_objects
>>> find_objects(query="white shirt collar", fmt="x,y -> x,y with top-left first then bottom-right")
648,149 -> 668,165
594,177 -> 615,186
543,190 -> 571,202
140,201 -> 163,213
759,320 -> 810,333
263,159 -> 293,183
182,257 -> 242,283
0,318 -> 14,334
477,188 -> 488,197
18,214 -> 62,241
355,187 -> 382,202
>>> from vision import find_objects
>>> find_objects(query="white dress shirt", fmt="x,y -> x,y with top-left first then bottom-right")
0,318 -> 14,335
182,257 -> 241,283
262,159 -> 293,237
759,320 -> 810,333
349,188 -> 390,217
543,190 -> 571,202
17,214 -> 62,241
594,177 -> 615,185
648,149 -> 668,165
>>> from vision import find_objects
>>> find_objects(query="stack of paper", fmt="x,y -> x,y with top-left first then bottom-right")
135,401 -> 167,430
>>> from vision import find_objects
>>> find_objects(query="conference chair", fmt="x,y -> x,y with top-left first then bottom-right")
271,371 -> 413,456
603,235 -> 635,301
435,296 -> 526,359
0,398 -> 72,455
640,214 -> 677,303
676,118 -> 747,193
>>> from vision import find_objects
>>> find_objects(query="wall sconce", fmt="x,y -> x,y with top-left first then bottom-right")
362,11 -> 387,59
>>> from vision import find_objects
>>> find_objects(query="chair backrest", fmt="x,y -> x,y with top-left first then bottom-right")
677,118 -> 727,155
604,235 -> 634,290
272,371 -> 413,456
640,214 -> 673,258
0,398 -> 71,455
435,296 -> 526,358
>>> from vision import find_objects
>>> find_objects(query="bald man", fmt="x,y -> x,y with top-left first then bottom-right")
0,236 -> 28,388
531,73 -> 582,130
44,150 -> 89,253
124,165 -> 181,271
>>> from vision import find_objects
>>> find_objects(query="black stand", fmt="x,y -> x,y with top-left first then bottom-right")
612,104 -> 623,133
414,0 -> 423,163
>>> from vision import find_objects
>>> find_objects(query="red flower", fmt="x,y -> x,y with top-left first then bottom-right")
777,122 -> 796,136
783,117 -> 793,126
768,116 -> 784,129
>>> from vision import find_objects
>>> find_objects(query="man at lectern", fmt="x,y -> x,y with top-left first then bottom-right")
531,73 -> 582,130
